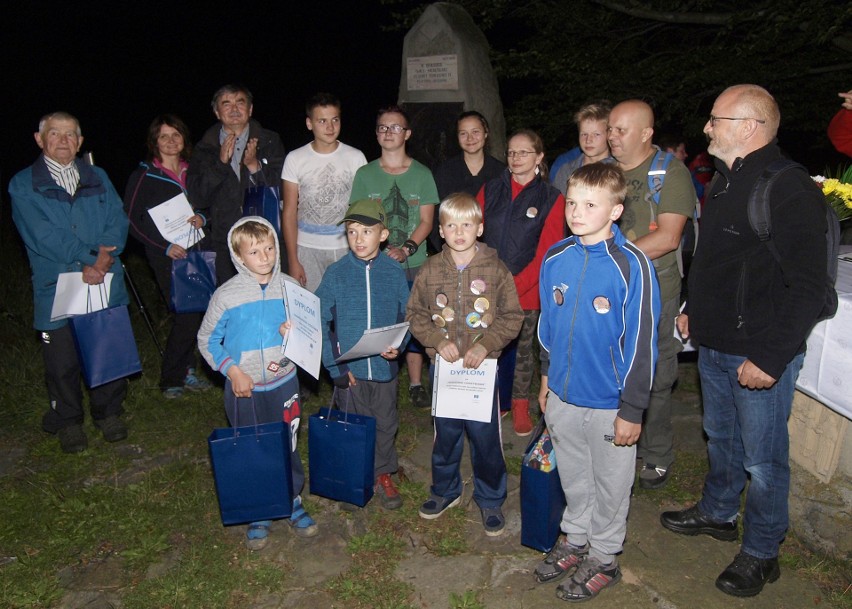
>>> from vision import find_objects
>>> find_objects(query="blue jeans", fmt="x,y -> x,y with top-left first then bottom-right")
696,347 -> 804,559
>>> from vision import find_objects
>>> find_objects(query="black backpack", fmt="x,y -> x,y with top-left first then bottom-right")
746,159 -> 840,321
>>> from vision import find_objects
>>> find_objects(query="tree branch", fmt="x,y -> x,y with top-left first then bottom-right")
590,0 -> 765,25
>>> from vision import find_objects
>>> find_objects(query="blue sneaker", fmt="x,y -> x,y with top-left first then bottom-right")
246,520 -> 271,551
289,496 -> 319,538
184,368 -> 212,392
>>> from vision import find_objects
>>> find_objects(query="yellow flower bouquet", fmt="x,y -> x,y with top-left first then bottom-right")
813,167 -> 852,222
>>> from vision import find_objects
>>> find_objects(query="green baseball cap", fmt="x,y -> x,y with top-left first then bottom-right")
339,199 -> 386,226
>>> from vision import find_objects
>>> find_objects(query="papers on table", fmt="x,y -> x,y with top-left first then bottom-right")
335,322 -> 410,363
283,281 -> 322,380
147,193 -> 204,247
432,355 -> 497,423
50,273 -> 114,321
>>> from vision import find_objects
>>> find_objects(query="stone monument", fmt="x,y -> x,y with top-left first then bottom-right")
398,2 -> 506,170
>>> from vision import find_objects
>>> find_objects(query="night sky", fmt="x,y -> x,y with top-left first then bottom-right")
3,2 -> 407,195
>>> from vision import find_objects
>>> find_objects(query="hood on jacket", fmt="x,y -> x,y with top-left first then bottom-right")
226,215 -> 281,282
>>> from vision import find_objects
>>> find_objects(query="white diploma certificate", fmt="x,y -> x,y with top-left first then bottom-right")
432,355 -> 497,423
147,193 -> 204,247
282,281 -> 322,380
50,273 -> 114,321
335,322 -> 410,362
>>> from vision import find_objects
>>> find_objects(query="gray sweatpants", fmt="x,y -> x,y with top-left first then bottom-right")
545,393 -> 636,564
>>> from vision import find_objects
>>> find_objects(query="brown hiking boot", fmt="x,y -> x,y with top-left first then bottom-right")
512,398 -> 533,436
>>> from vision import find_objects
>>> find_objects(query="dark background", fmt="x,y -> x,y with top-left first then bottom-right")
2,2 -> 406,197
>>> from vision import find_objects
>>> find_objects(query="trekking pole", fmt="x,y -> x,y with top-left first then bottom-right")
122,262 -> 164,358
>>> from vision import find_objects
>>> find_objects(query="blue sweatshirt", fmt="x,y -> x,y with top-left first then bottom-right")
537,225 -> 660,423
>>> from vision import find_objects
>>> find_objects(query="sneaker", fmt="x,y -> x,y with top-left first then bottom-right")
246,520 -> 271,551
555,556 -> 621,602
289,495 -> 319,538
183,368 -> 212,392
94,416 -> 127,442
512,398 -> 533,436
375,473 -> 403,510
408,384 -> 430,408
534,537 -> 590,583
638,463 -> 671,489
419,494 -> 461,520
163,386 -> 184,400
481,506 -> 505,536
57,425 -> 88,453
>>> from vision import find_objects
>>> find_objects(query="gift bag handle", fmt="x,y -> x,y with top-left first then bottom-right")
85,282 -> 109,313
331,386 -> 355,425
231,394 -> 263,439
183,226 -> 203,252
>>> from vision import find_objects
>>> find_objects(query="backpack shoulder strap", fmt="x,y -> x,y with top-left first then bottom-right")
747,159 -> 808,280
645,148 -> 674,206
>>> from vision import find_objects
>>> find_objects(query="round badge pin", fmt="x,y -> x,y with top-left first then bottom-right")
432,314 -> 447,328
470,278 -> 486,295
474,297 -> 490,313
480,312 -> 493,328
436,293 -> 448,308
466,312 -> 482,328
553,287 -> 564,306
442,307 -> 455,322
526,207 -> 538,219
593,296 -> 611,314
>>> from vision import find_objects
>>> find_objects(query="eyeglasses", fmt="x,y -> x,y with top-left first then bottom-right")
709,115 -> 766,127
506,150 -> 536,158
376,124 -> 408,134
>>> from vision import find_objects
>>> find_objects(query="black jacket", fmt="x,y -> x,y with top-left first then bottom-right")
187,119 -> 285,245
687,141 -> 827,378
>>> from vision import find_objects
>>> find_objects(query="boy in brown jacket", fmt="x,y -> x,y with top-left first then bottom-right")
406,193 -> 523,535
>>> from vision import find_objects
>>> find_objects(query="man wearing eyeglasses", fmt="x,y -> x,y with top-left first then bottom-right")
607,100 -> 697,491
188,84 -> 286,284
662,85 -> 827,597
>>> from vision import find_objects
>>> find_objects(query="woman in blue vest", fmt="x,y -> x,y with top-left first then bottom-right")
476,129 -> 565,435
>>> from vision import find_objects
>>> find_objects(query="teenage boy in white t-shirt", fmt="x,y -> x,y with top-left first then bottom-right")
281,93 -> 367,292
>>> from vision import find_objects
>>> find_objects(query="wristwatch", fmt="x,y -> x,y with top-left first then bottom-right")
401,239 -> 418,257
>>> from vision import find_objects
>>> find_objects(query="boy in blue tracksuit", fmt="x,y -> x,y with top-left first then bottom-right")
534,164 -> 660,602
198,216 -> 317,550
316,199 -> 410,510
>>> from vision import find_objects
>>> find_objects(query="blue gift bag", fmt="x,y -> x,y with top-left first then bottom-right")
208,415 -> 293,526
308,390 -> 376,507
69,304 -> 143,388
520,420 -> 566,552
170,249 -> 217,313
243,185 -> 282,237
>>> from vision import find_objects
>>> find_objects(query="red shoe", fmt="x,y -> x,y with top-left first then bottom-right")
512,398 -> 533,436
375,473 -> 403,510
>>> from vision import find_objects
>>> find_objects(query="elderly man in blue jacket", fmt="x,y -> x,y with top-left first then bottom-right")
10,111 -> 130,453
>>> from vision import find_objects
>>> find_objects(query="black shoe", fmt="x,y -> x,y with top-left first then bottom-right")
716,553 -> 780,597
94,416 -> 128,442
660,505 -> 738,541
57,425 -> 88,453
408,385 -> 430,408
638,463 -> 671,489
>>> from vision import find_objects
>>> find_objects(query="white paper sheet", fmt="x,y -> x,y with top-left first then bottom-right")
146,193 -> 204,247
282,281 -> 322,380
50,273 -> 114,321
335,322 -> 410,362
432,355 -> 497,423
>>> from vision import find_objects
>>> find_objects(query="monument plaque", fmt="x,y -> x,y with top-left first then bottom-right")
407,55 -> 459,91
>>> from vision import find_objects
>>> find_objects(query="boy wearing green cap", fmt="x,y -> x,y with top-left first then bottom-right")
316,199 -> 411,509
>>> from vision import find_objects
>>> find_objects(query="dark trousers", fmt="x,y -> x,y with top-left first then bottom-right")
430,383 -> 507,509
147,249 -> 205,388
224,375 -> 305,496
344,379 -> 400,478
40,325 -> 126,433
